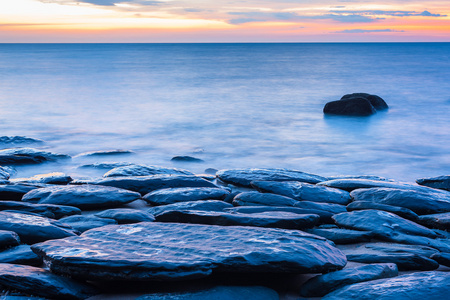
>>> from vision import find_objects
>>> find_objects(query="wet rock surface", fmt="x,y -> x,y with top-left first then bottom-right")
171,156 -> 204,163
323,93 -> 388,116
305,227 -> 374,244
294,201 -> 347,214
418,212 -> 450,230
0,184 -> 40,200
148,200 -> 233,216
0,201 -> 81,219
0,244 -> 43,266
225,206 -> 334,223
94,208 -> 155,224
143,187 -> 229,206
318,178 -> 429,192
346,201 -> 419,221
0,148 -> 70,165
59,215 -> 118,232
75,149 -> 134,157
417,175 -> 450,191
104,164 -> 194,177
0,230 -> 21,250
232,191 -> 298,207
11,172 -> 73,185
0,136 -> 44,146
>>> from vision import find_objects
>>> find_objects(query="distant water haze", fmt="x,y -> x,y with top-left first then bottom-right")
0,43 -> 449,181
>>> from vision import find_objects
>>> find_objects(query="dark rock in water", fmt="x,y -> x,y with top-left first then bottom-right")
233,191 -> 298,207
216,168 -> 327,188
346,201 -> 419,221
22,185 -> 141,210
294,201 -> 347,215
0,230 -> 20,250
31,222 -> 347,281
318,178 -> 434,192
148,200 -> 233,216
431,252 -> 450,267
0,201 -> 81,219
78,162 -> 133,170
251,180 -> 351,205
143,187 -> 229,206
305,228 -> 374,244
418,212 -> 450,230
155,210 -> 320,230
75,149 -> 134,157
0,184 -> 40,200
333,210 -> 439,239
0,211 -> 77,244
80,175 -> 218,195
340,93 -> 389,110
204,168 -> 218,175
0,245 -> 43,266
300,263 -> 398,297
171,156 -> 204,163
323,97 -> 376,116
136,286 -> 279,300
59,215 -> 117,232
225,206 -> 334,224
11,172 -> 73,185
417,175 -> 450,191
94,208 -> 155,224
0,263 -> 98,300
322,271 -> 450,299
350,188 -> 450,214
0,136 -> 44,146
0,148 -> 70,165
104,164 -> 194,177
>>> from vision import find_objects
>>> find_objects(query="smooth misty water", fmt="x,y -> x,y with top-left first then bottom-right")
0,43 -> 449,181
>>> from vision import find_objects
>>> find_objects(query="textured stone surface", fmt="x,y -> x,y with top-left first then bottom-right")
350,188 -> 450,215
300,263 -> 398,297
75,149 -> 134,157
143,187 -> 229,206
11,172 -> 72,185
346,201 -> 419,221
31,222 -> 347,281
318,178 -> 434,192
0,136 -> 44,146
0,166 -> 11,180
103,164 -> 194,177
431,252 -> 450,267
322,272 -> 450,299
305,227 -> 374,244
0,148 -> 70,165
22,185 -> 141,209
148,200 -> 233,216
94,208 -> 155,224
323,97 -> 377,116
252,181 -> 351,205
294,201 -> 347,214
59,215 -> 117,233
0,230 -> 20,250
0,184 -> 39,200
0,201 -> 81,219
340,93 -> 389,110
0,245 -> 43,266
0,263 -> 97,300
155,210 -> 319,229
232,191 -> 297,207
0,211 -> 77,244
216,168 -> 327,188
171,156 -> 204,163
417,212 -> 450,230
417,175 -> 450,191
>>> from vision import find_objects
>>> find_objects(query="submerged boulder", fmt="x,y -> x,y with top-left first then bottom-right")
341,93 -> 388,110
104,164 -> 194,177
171,156 -> 204,163
75,149 -> 134,158
0,136 -> 44,146
0,148 -> 70,165
323,93 -> 388,116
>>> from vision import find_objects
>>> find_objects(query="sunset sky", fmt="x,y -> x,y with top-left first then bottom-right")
1,0 -> 449,42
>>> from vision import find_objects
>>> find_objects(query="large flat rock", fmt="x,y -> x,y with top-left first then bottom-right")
104,164 -> 194,177
346,201 -> 419,221
232,191 -> 298,207
0,244 -> 43,266
0,230 -> 20,250
11,172 -> 72,185
22,185 -> 141,210
59,215 -> 118,233
318,178 -> 441,192
0,184 -> 39,200
143,187 -> 229,206
0,148 -> 70,165
148,200 -> 233,216
0,263 -> 97,300
322,271 -> 450,299
31,222 -> 347,281
305,227 -> 374,244
294,201 -> 347,214
417,175 -> 450,191
417,212 -> 450,230
216,168 -> 327,188
94,208 -> 155,224
0,201 -> 81,219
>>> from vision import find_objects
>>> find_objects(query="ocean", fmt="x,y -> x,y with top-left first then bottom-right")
0,43 -> 449,181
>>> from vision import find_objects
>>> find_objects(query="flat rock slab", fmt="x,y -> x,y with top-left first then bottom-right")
31,222 -> 347,281
252,181 -> 351,205
22,185 -> 141,210
216,168 -> 327,188
322,271 -> 450,299
232,191 -> 298,207
0,184 -> 40,200
171,156 -> 204,163
75,149 -> 134,158
78,162 -> 133,170
11,172 -> 72,185
300,263 -> 398,297
136,286 -> 279,300
0,201 -> 81,219
94,208 -> 155,224
148,200 -> 233,216
346,201 -> 419,221
294,201 -> 347,214
104,164 -> 194,177
431,252 -> 450,267
0,230 -> 20,250
318,178 -> 436,192
304,228 -> 374,244
143,187 -> 229,206
417,175 -> 450,191
418,212 -> 450,230
0,136 -> 44,146
81,175 -> 218,195
155,210 -> 319,229
59,215 -> 118,233
0,148 -> 70,165
350,188 -> 450,215
0,263 -> 97,300
0,244 -> 43,266
0,211 -> 77,244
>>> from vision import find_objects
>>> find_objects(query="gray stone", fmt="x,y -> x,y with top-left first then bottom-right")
359,242 -> 440,258
104,164 -> 194,177
0,148 -> 70,165
318,178 -> 436,192
0,136 -> 44,146
431,252 -> 450,267
251,181 -> 351,205
0,184 -> 40,200
31,222 -> 347,281
225,206 -> 334,223
59,215 -> 117,232
22,185 -> 141,210
323,97 -> 376,116
155,210 -> 319,229
417,175 -> 450,191
350,188 -> 450,214
346,201 -> 419,221
11,172 -> 72,185
171,156 -> 204,163
232,191 -> 297,207
340,93 -> 389,110
294,201 -> 347,214
78,162 -> 133,170
328,175 -> 391,181
300,263 -> 398,297
0,263 -> 98,300
143,187 -> 229,206
148,200 -> 233,216
136,286 -> 279,300
0,201 -> 81,219
216,168 -> 327,188
0,245 -> 42,266
418,212 -> 450,230
305,228 -> 374,244
94,208 -> 155,224
322,271 -> 450,299
0,211 -> 77,244
0,230 -> 20,250
75,149 -> 134,157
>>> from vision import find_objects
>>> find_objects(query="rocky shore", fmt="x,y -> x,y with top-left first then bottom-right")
0,140 -> 449,299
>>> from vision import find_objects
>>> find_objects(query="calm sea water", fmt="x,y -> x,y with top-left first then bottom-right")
0,43 -> 449,181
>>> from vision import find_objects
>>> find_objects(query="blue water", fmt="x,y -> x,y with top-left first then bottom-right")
0,43 -> 449,181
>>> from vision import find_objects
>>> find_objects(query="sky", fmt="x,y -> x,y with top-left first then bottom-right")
0,0 -> 449,42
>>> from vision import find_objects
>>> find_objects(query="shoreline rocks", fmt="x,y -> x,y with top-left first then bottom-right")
323,93 -> 388,116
